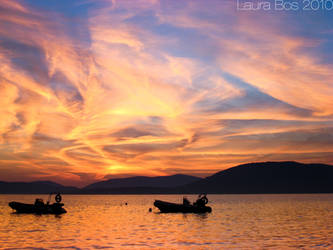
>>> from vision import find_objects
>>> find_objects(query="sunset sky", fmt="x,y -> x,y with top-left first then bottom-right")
0,0 -> 333,187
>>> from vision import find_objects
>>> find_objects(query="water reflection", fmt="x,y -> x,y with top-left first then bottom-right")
1,194 -> 333,249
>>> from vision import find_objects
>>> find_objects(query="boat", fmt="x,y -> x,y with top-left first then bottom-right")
154,194 -> 212,213
8,193 -> 66,214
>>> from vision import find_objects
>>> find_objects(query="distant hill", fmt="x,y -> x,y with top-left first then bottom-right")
1,162 -> 333,194
83,174 -> 202,191
0,181 -> 79,194
184,161 -> 333,194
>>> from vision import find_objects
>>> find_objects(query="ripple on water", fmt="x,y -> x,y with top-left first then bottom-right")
1,194 -> 333,249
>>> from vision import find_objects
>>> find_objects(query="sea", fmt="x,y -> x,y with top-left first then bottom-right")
1,194 -> 333,249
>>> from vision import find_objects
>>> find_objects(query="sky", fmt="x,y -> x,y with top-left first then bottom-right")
0,0 -> 333,187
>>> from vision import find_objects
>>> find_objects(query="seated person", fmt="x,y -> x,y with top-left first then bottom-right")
34,198 -> 44,206
183,197 -> 191,206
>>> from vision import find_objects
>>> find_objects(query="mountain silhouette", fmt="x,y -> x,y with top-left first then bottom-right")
184,161 -> 333,193
83,174 -> 202,190
0,181 -> 79,194
1,162 -> 333,194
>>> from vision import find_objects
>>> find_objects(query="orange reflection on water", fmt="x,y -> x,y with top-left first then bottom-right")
1,194 -> 333,249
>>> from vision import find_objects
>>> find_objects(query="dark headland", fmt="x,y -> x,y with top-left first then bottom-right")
1,161 -> 333,194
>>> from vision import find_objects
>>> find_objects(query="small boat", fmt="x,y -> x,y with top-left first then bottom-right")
9,193 -> 66,214
154,194 -> 212,213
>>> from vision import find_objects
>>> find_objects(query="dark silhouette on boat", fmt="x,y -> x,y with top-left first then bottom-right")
154,194 -> 212,213
9,193 -> 66,214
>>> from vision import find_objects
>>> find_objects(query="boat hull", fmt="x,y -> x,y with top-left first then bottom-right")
154,200 -> 212,213
9,202 -> 67,214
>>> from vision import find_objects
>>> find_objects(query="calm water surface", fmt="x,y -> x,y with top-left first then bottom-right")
1,194 -> 333,249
